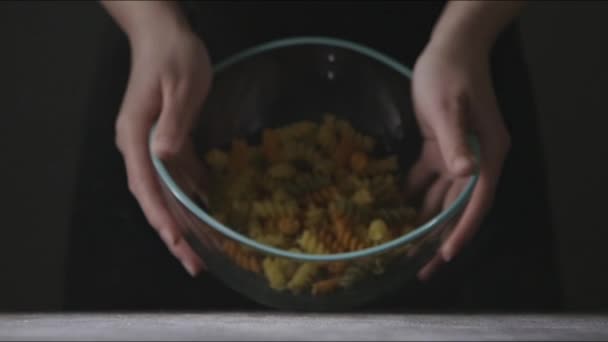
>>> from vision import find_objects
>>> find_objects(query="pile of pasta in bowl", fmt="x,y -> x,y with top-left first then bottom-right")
203,114 -> 422,297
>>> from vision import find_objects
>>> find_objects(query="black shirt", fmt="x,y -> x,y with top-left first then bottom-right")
64,1 -> 561,311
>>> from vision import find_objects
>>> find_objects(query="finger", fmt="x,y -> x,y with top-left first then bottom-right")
117,99 -> 204,276
164,235 -> 206,276
443,179 -> 467,211
417,253 -> 444,282
416,177 -> 452,225
403,142 -> 439,200
125,128 -> 205,275
439,138 -> 507,262
425,93 -> 476,177
153,77 -> 209,160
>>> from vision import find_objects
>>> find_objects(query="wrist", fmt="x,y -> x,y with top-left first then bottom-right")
102,1 -> 193,50
127,13 -> 193,50
426,19 -> 494,59
426,1 -> 525,59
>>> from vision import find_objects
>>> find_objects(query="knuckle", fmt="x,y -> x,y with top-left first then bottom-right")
438,91 -> 467,117
114,117 -> 128,151
147,214 -> 165,233
127,178 -> 139,196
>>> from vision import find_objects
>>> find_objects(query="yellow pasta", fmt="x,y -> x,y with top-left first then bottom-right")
268,162 -> 296,179
263,257 -> 287,290
368,219 -> 391,244
351,188 -> 374,206
204,114 -> 422,295
297,230 -> 330,254
205,149 -> 229,171
287,263 -> 319,294
252,200 -> 298,218
262,129 -> 283,162
277,121 -> 318,143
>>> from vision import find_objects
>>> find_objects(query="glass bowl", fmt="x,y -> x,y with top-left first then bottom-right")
151,37 -> 479,311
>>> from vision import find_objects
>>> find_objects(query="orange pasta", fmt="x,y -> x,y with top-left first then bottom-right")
350,151 -> 369,173
262,128 -> 283,162
223,240 -> 261,274
312,277 -> 340,296
332,215 -> 366,251
277,216 -> 301,236
308,185 -> 340,205
326,261 -> 349,276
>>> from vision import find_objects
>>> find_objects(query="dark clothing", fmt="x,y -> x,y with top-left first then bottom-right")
64,2 -> 561,311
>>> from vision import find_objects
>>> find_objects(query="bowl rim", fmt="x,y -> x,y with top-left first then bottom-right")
150,36 -> 480,262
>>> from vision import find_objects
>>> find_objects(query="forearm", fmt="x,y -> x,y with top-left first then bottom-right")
100,1 -> 192,45
428,0 -> 526,54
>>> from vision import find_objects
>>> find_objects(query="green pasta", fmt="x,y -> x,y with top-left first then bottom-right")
203,114 -> 421,296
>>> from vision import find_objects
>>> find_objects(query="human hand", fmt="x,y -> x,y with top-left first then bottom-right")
408,36 -> 511,281
114,18 -> 212,276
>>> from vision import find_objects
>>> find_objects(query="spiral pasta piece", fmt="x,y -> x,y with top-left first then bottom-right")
287,263 -> 319,294
229,139 -> 250,171
350,151 -> 369,173
223,240 -> 261,274
204,115 -> 422,296
297,230 -> 330,254
205,148 -> 229,171
313,226 -> 342,253
304,205 -> 325,228
366,156 -> 398,175
312,277 -> 340,296
284,174 -> 331,196
262,128 -> 283,162
283,141 -> 324,165
252,200 -> 298,218
262,257 -> 287,290
308,185 -> 340,205
329,198 -> 371,223
268,162 -> 297,179
326,261 -> 349,276
368,219 -> 391,244
332,215 -> 366,252
277,216 -> 301,236
370,174 -> 400,202
336,119 -> 375,152
339,262 -> 371,288
277,121 -> 318,143
351,188 -> 374,206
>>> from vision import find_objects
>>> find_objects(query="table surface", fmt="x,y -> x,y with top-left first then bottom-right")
1,313 -> 608,341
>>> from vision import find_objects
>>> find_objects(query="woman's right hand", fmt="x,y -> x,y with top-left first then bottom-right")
102,1 -> 212,276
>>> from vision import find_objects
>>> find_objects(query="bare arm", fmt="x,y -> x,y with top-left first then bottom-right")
429,1 -> 526,54
99,0 -> 211,276
412,1 -> 526,280
100,1 -> 192,46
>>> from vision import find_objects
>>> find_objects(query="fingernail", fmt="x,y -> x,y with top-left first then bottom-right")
442,248 -> 453,262
183,261 -> 200,277
160,229 -> 179,246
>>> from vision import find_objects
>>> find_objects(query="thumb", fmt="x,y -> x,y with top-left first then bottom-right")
429,96 -> 476,177
153,82 -> 202,160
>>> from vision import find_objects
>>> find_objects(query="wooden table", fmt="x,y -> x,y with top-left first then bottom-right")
1,313 -> 607,340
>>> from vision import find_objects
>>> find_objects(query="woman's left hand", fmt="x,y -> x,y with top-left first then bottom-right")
408,36 -> 511,281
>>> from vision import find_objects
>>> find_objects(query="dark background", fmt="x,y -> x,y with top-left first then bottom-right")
1,1 -> 606,311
